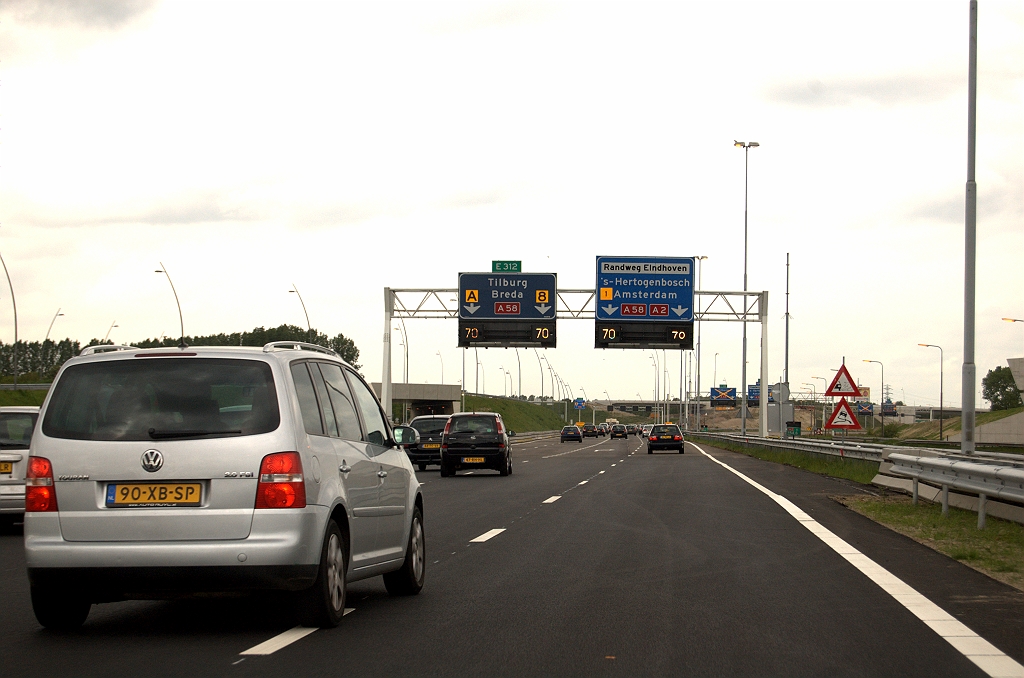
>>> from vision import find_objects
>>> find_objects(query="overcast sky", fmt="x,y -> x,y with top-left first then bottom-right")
0,0 -> 1021,409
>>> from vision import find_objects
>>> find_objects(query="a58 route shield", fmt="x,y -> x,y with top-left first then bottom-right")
458,273 -> 557,320
595,256 -> 694,322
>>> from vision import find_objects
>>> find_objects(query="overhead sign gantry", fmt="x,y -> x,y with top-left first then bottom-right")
594,256 -> 694,349
457,272 -> 557,348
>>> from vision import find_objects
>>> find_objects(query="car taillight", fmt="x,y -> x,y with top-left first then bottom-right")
26,456 -> 58,512
649,436 -> 657,442
674,435 -> 682,441
442,419 -> 453,436
495,419 -> 504,434
255,452 -> 306,509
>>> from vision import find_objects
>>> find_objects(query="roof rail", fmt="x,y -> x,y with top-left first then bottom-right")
80,345 -> 140,356
262,341 -> 339,358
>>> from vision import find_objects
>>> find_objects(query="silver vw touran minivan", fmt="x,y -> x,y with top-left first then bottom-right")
24,342 -> 424,630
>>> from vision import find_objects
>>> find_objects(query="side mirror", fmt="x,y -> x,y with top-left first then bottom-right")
392,425 -> 420,448
508,430 -> 516,437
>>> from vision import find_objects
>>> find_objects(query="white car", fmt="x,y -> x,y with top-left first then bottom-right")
0,406 -> 40,525
24,342 -> 424,630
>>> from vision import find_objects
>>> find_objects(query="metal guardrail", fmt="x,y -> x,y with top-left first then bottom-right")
887,453 -> 1024,528
692,432 -> 888,462
692,432 -> 1023,528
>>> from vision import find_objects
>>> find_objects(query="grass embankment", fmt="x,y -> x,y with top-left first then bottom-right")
688,435 -> 880,484
837,494 -> 1024,592
0,389 -> 47,407
463,395 -> 566,433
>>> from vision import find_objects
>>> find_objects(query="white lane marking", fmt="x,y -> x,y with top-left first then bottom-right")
611,464 -> 617,467
523,460 -> 529,463
470,528 -> 506,543
542,439 -> 605,459
599,471 -> 605,474
239,615 -> 345,657
690,442 -> 1024,678
543,496 -> 561,503
578,480 -> 588,485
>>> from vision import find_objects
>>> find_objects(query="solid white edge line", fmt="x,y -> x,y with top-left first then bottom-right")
470,528 -> 506,543
543,496 -> 561,503
690,442 -> 1024,678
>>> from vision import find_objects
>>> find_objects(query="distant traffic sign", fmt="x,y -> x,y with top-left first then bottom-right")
459,273 -> 556,320
825,364 -> 861,397
826,397 -> 862,430
574,398 -> 586,410
492,260 -> 521,273
595,256 -> 694,322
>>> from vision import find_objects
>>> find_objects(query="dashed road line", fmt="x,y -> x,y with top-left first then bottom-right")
240,612 -> 354,656
690,441 -> 1024,678
543,496 -> 561,503
470,528 -> 506,543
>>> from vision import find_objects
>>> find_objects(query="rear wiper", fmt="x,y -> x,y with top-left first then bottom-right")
148,428 -> 242,439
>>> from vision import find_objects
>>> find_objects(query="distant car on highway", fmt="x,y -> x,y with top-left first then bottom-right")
647,424 -> 684,454
610,424 -> 627,439
582,424 -> 599,438
407,415 -> 449,471
640,424 -> 653,437
24,342 -> 425,630
560,426 -> 583,443
0,406 -> 40,526
440,412 -> 513,477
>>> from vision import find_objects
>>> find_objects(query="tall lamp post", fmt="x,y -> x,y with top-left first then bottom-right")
713,352 -> 719,390
289,284 -> 312,341
803,382 -> 817,430
533,349 -> 545,400
0,246 -> 17,389
103,321 -> 118,343
863,360 -> 884,437
919,344 -> 944,441
734,139 -> 759,435
155,262 -> 186,348
392,324 -> 408,383
436,350 -> 444,385
695,255 -> 707,431
45,308 -> 64,343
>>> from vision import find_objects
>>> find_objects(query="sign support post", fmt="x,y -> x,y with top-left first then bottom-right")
759,291 -> 768,438
382,287 -> 394,422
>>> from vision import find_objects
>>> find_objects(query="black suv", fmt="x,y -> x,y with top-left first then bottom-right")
647,424 -> 684,454
582,424 -> 599,438
440,412 -> 514,477
407,414 -> 450,471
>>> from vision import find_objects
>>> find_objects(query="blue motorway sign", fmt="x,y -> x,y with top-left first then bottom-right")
573,398 -> 586,410
595,256 -> 694,321
459,273 -> 557,320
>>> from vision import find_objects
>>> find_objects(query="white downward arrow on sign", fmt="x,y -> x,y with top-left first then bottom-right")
463,304 -> 480,314
602,304 -> 617,315
672,306 -> 688,317
535,304 -> 551,314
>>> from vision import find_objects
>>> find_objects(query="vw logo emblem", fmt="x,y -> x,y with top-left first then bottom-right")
141,449 -> 164,473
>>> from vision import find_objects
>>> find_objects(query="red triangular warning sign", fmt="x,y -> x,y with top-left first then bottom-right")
825,364 -> 861,397
825,397 -> 862,429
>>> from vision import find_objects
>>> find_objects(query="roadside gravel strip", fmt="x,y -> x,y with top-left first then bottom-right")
691,441 -> 1024,678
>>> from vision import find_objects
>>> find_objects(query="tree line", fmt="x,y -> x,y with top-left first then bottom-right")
0,324 -> 360,383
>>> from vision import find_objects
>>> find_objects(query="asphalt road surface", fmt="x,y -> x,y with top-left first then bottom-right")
2,436 -> 1022,677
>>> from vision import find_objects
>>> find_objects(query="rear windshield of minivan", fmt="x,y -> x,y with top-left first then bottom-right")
411,418 -> 448,435
0,412 -> 38,448
42,358 -> 280,441
450,416 -> 497,434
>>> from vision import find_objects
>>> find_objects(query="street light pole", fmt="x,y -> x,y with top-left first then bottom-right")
864,360 -> 884,437
45,308 -> 64,343
0,246 -> 17,390
515,347 -> 522,399
104,321 -> 118,343
533,349 -> 545,400
735,140 -> 759,435
155,262 -> 186,348
289,284 -> 312,342
919,344 -> 944,441
713,352 -> 719,390
436,350 -> 444,385
961,0 -> 978,454
695,255 -> 707,431
392,324 -> 408,383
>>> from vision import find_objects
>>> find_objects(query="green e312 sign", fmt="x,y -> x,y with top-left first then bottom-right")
491,260 -> 522,273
